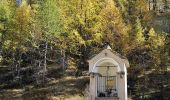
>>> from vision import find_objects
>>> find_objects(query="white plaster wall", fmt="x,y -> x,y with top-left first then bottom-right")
88,49 -> 128,100
90,76 -> 96,100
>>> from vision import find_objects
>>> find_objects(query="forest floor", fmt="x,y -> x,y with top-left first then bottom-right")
0,76 -> 89,100
0,65 -> 89,100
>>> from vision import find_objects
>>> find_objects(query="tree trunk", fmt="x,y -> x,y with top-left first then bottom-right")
43,40 -> 48,84
17,52 -> 22,77
11,52 -> 15,77
61,49 -> 65,75
153,0 -> 157,11
149,0 -> 151,10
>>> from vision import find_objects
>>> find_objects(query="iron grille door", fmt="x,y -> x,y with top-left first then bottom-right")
97,76 -> 116,97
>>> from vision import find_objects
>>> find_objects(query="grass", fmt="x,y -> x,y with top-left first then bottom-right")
0,63 -> 89,100
0,76 -> 89,100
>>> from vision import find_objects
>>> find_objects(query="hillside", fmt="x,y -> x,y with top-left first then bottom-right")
0,0 -> 170,100
0,65 -> 89,100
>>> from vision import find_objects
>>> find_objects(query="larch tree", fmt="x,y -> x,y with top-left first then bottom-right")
127,0 -> 152,26
0,0 -> 15,50
134,18 -> 145,45
12,1 -> 32,80
99,0 -> 129,54
36,0 -> 63,83
60,0 -> 104,70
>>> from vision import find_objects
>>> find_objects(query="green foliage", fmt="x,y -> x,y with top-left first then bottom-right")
134,18 -> 145,44
0,0 -> 169,99
60,0 -> 104,43
38,0 -> 63,37
0,1 -> 10,23
148,28 -> 165,49
0,0 -> 15,49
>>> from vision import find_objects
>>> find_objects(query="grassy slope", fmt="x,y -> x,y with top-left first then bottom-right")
0,76 -> 89,100
1,5 -> 170,100
0,63 -> 89,100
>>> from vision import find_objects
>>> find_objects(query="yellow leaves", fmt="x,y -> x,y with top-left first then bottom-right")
100,1 -> 120,22
143,11 -> 153,24
3,40 -> 11,49
1,1 -> 34,51
133,18 -> 145,45
15,1 -> 32,35
99,0 -> 129,51
106,0 -> 116,10
70,30 -> 85,45
148,28 -> 156,37
148,28 -> 165,48
136,0 -> 149,12
3,40 -> 18,50
92,32 -> 102,43
86,40 -> 93,45
60,0 -> 105,47
16,1 -> 31,20
157,36 -> 165,47
100,0 -> 128,33
0,0 -> 12,20
135,30 -> 145,44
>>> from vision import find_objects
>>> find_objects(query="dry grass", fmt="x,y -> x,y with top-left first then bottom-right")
0,89 -> 23,100
48,95 -> 85,100
0,76 -> 89,100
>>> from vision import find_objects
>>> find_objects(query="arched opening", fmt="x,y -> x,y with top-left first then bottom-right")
93,58 -> 120,97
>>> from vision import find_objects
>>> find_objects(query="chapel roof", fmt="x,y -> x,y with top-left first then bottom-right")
88,45 -> 129,67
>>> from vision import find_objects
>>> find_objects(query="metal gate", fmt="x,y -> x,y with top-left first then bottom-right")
96,76 -> 117,97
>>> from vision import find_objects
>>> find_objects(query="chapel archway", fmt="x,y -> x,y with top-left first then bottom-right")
93,58 -> 120,97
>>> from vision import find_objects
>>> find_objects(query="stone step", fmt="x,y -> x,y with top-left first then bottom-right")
95,97 -> 119,100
